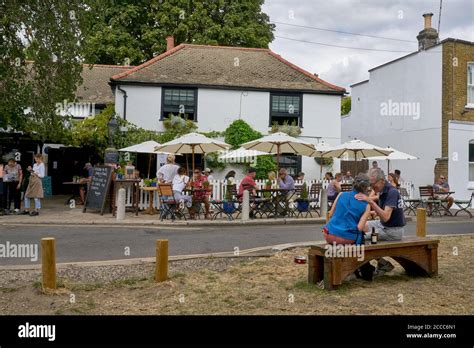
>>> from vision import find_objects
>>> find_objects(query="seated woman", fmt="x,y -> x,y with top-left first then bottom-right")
323,173 -> 371,245
171,167 -> 194,216
323,174 -> 374,280
327,172 -> 342,202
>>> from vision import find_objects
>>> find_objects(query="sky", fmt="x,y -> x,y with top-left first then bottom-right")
262,0 -> 474,92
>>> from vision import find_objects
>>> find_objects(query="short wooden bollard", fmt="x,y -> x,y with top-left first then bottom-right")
155,239 -> 168,282
41,238 -> 56,290
416,208 -> 426,237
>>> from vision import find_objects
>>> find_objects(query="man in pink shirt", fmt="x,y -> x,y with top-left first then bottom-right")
238,168 -> 257,197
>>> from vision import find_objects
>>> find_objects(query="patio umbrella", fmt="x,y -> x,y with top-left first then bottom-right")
218,147 -> 273,161
365,146 -> 418,173
320,139 -> 393,175
241,132 -> 316,171
308,141 -> 335,180
119,140 -> 166,178
154,132 -> 231,174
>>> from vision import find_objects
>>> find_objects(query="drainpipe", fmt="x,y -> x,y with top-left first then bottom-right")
117,85 -> 127,120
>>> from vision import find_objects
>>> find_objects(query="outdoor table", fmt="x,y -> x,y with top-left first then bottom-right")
210,199 -> 241,221
184,188 -> 212,218
62,181 -> 88,205
112,179 -> 140,216
140,186 -> 158,215
255,188 -> 290,218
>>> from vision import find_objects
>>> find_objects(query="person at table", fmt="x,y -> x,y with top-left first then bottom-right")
157,154 -> 179,183
433,175 -> 454,215
296,172 -> 305,181
355,168 -> 406,273
387,173 -> 399,189
0,161 -> 5,214
172,166 -> 194,217
343,171 -> 354,183
22,154 -> 45,216
278,168 -> 295,192
327,173 -> 342,203
191,168 -> 211,219
3,158 -> 23,213
224,170 -> 236,184
238,168 -> 257,197
204,168 -> 215,181
79,163 -> 93,205
394,169 -> 404,184
324,172 -> 333,181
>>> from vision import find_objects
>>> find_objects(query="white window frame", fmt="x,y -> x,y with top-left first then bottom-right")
467,62 -> 474,108
469,139 -> 474,183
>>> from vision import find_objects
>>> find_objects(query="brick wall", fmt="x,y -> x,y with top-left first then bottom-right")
441,40 -> 474,159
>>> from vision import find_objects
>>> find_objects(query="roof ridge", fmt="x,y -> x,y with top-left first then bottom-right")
83,64 -> 135,69
182,44 -> 270,52
266,51 -> 345,92
111,44 -> 187,80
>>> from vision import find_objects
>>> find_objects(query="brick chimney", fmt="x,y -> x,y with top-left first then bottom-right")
166,36 -> 175,51
416,13 -> 439,50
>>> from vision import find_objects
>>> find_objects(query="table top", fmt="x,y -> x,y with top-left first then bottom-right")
63,181 -> 87,185
256,188 -> 290,192
140,186 -> 158,191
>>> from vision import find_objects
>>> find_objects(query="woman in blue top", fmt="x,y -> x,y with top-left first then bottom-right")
323,173 -> 371,245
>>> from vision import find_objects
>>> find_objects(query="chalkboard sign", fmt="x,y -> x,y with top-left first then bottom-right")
83,165 -> 113,215
104,149 -> 119,165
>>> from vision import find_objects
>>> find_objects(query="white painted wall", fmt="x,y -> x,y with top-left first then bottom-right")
115,85 -> 342,180
342,45 -> 443,195
448,121 -> 474,206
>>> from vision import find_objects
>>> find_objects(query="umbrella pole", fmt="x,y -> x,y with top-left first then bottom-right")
276,144 -> 280,173
192,145 -> 195,178
387,160 -> 390,174
147,153 -> 152,179
355,151 -> 358,175
320,155 -> 323,180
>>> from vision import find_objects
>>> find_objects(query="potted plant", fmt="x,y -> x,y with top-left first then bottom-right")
296,183 -> 310,212
143,178 -> 152,187
223,184 -> 236,214
263,180 -> 272,198
150,178 -> 158,187
116,167 -> 125,180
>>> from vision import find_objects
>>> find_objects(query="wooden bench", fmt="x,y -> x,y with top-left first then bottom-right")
308,238 -> 439,290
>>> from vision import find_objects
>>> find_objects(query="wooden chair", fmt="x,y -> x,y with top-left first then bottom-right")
454,193 -> 473,218
340,183 -> 353,192
157,183 -> 187,221
308,183 -> 321,217
419,186 -> 442,217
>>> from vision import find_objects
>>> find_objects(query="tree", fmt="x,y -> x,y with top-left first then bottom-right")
341,96 -> 351,116
83,0 -> 275,65
0,1 -> 92,141
224,119 -> 262,149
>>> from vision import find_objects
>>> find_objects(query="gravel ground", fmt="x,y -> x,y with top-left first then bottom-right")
0,235 -> 472,315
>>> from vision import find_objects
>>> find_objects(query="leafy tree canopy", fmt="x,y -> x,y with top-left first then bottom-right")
84,0 -> 275,65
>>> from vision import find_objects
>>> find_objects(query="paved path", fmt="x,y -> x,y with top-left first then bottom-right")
0,221 -> 472,265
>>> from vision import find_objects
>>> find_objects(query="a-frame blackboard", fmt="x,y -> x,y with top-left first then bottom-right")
83,165 -> 113,215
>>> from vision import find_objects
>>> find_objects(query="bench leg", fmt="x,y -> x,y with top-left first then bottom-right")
308,254 -> 324,284
323,258 -> 342,290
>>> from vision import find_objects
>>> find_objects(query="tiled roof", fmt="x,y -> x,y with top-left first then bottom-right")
78,64 -> 134,104
111,44 -> 345,94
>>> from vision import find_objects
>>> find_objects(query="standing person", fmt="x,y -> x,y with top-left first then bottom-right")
356,168 -> 406,273
327,173 -> 342,202
156,154 -> 179,183
324,172 -> 333,181
0,161 -> 5,214
20,164 -> 31,204
4,158 -> 23,213
79,163 -> 94,205
23,154 -> 45,216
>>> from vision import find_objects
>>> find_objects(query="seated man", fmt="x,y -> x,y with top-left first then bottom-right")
278,168 -> 295,193
433,175 -> 454,215
238,168 -> 257,198
356,168 -> 406,274
191,168 -> 211,219
343,171 -> 354,183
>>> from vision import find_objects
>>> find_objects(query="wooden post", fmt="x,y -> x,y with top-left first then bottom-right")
416,208 -> 426,237
41,238 -> 56,290
155,239 -> 168,282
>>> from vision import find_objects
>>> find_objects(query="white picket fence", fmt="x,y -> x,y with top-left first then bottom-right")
122,179 -> 415,210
